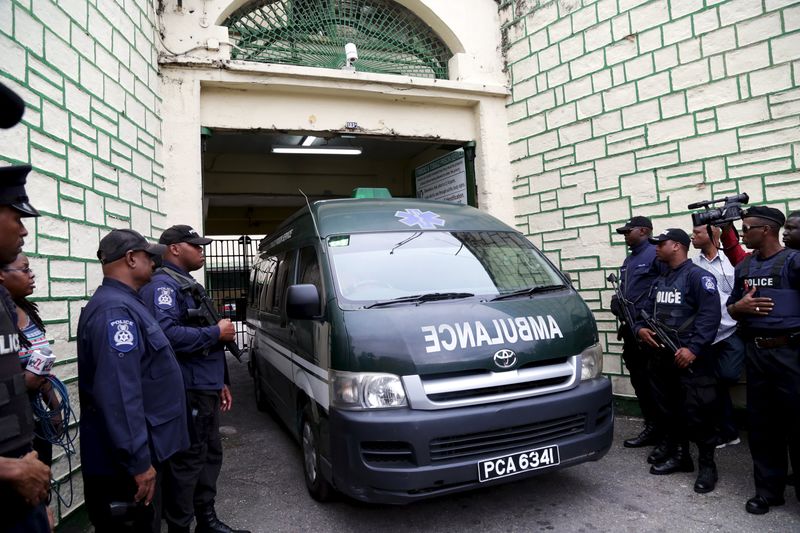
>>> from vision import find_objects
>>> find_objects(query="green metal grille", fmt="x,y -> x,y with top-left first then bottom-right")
224,0 -> 452,79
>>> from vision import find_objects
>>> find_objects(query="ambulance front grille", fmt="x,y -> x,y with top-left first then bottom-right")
429,414 -> 587,462
402,355 -> 579,410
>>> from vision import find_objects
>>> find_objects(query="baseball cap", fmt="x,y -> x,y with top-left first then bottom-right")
0,165 -> 40,217
649,228 -> 691,248
97,229 -> 166,264
742,205 -> 786,227
159,225 -> 213,246
616,216 -> 653,234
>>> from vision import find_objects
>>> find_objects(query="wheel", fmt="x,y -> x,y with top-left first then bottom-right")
253,363 -> 269,413
301,404 -> 334,502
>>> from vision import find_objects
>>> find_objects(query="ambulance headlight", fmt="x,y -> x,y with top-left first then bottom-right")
331,371 -> 407,409
580,343 -> 603,381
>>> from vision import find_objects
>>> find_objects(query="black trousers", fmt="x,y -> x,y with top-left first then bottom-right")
745,341 -> 800,501
648,351 -> 718,448
164,390 -> 222,528
83,468 -> 163,533
621,330 -> 659,424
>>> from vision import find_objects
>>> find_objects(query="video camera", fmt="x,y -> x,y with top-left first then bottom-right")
688,192 -> 749,227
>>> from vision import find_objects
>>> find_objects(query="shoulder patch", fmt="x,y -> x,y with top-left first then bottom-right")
701,275 -> 717,294
108,318 -> 138,353
154,286 -> 175,309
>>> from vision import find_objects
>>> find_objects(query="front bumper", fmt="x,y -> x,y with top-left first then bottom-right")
328,377 -> 613,504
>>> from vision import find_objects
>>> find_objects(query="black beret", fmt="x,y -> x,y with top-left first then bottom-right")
742,205 -> 786,226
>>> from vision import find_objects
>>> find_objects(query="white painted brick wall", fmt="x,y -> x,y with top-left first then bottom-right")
0,0 -> 165,521
502,0 -> 800,399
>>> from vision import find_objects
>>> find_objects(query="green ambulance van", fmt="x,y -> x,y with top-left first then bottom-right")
246,193 -> 613,504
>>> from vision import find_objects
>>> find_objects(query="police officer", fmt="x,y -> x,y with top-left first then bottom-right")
690,225 -> 743,449
0,82 -> 50,533
612,216 -> 663,447
784,210 -> 800,250
78,229 -> 189,532
140,225 -> 246,533
727,206 -> 800,514
636,229 -> 721,493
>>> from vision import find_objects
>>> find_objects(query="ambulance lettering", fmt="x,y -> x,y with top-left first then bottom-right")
421,315 -> 564,353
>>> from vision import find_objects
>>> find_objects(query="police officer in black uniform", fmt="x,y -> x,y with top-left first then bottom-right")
635,229 -> 721,493
140,225 -> 247,533
78,229 -> 189,532
612,216 -> 664,447
0,82 -> 50,533
727,206 -> 800,514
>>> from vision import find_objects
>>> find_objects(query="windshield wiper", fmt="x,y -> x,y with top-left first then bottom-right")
365,292 -> 475,309
490,284 -> 566,302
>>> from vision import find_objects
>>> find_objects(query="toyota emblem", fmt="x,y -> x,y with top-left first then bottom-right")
493,349 -> 517,369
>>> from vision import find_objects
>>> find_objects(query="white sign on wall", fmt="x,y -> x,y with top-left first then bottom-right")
415,148 -> 468,204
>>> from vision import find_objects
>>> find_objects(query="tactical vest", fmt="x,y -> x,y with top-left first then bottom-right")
740,249 -> 800,331
652,263 -> 697,344
0,289 -> 34,456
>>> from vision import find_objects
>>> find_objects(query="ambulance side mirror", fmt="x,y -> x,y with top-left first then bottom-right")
286,284 -> 321,320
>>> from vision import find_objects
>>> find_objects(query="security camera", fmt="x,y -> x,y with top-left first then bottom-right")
345,43 -> 358,67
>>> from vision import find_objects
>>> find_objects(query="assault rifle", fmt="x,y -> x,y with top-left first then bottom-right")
606,273 -> 636,330
160,268 -> 243,361
639,309 -> 680,354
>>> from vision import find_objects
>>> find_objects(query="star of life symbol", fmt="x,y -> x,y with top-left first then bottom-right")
394,209 -> 445,230
114,323 -> 134,346
157,287 -> 173,306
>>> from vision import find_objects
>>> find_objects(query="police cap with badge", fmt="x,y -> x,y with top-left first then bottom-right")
741,205 -> 786,227
159,225 -> 213,246
0,81 -> 39,218
97,229 -> 166,264
616,215 -> 653,234
648,228 -> 691,248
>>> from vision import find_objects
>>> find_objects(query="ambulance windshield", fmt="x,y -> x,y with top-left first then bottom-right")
328,231 -> 564,304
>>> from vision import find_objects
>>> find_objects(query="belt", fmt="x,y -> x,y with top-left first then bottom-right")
754,334 -> 799,349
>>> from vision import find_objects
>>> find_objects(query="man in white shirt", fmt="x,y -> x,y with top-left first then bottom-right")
691,225 -> 743,448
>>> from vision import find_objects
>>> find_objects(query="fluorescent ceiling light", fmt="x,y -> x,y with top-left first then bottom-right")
272,146 -> 362,155
301,135 -> 317,146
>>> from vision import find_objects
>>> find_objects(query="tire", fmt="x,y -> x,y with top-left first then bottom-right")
301,404 -> 334,502
253,363 -> 270,413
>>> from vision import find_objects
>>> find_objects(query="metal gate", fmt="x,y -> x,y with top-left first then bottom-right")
204,236 -> 255,349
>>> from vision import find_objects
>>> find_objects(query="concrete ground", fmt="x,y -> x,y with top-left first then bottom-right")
69,356 -> 800,532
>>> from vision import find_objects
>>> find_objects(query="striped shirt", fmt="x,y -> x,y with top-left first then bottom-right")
18,316 -> 49,367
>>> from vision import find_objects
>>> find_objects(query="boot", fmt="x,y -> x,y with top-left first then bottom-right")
649,442 -> 694,475
647,440 -> 670,464
194,505 -> 251,533
624,422 -> 660,448
694,446 -> 718,493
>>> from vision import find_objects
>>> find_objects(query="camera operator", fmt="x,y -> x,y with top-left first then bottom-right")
690,225 -> 742,449
612,217 -> 664,449
726,206 -> 800,514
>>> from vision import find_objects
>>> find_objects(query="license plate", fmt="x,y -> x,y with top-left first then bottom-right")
477,444 -> 560,482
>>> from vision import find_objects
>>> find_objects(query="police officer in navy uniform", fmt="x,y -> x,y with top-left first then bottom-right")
140,225 -> 246,533
726,206 -> 800,514
0,82 -> 51,533
612,216 -> 664,448
78,229 -> 189,532
635,229 -> 721,493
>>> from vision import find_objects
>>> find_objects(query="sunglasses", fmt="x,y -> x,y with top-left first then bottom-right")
741,224 -> 768,233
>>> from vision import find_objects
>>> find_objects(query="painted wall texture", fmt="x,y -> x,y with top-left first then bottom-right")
0,0 -> 164,518
500,0 -> 800,396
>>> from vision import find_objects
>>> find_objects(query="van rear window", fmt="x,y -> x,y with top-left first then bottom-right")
328,231 -> 563,303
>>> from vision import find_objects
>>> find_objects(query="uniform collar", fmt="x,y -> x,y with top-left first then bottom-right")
630,239 -> 651,255
162,260 -> 190,276
101,277 -> 141,298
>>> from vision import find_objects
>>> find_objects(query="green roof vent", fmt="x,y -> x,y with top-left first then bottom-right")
352,187 -> 392,199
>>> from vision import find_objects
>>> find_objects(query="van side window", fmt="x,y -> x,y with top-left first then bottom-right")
258,255 -> 278,312
298,246 -> 322,295
271,251 -> 297,314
